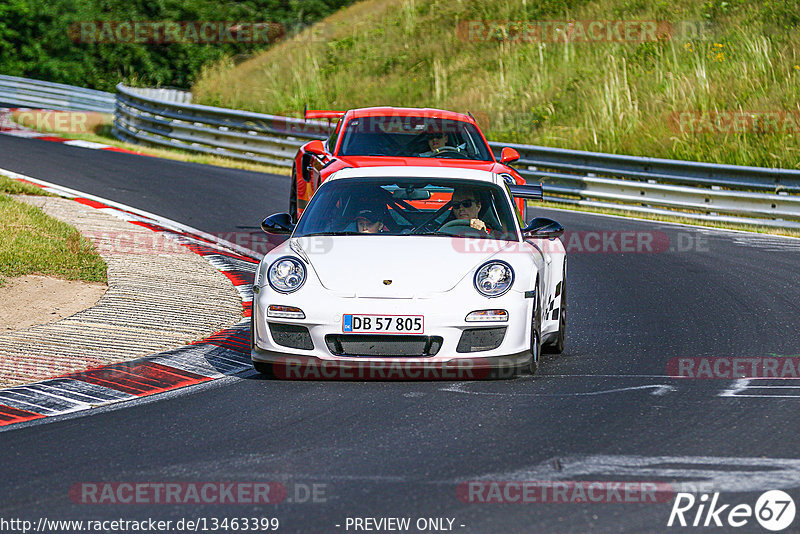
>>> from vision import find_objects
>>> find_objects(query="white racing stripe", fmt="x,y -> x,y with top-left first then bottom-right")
62,139 -> 111,149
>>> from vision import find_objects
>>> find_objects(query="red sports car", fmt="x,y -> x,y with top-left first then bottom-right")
290,107 -> 530,221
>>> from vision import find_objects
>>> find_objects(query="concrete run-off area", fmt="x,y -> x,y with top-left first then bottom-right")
0,195 -> 244,388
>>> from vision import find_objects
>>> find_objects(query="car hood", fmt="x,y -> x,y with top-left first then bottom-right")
293,236 -> 513,298
334,156 -> 503,172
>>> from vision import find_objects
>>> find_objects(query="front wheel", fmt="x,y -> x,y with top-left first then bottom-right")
528,330 -> 541,375
528,288 -> 542,375
253,361 -> 276,378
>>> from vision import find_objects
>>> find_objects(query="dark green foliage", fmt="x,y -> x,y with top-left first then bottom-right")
0,0 -> 356,90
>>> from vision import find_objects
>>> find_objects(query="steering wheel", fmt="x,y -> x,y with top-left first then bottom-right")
432,146 -> 465,158
440,218 -> 488,236
417,146 -> 465,158
440,219 -> 472,229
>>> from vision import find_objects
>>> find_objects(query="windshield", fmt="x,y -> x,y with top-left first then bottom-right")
293,177 -> 519,240
336,116 -> 493,161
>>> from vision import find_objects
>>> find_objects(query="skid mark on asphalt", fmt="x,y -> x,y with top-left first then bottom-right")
719,378 -> 800,398
440,380 -> 677,397
471,455 -> 800,493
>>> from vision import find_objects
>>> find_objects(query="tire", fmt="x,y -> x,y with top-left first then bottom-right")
253,361 -> 275,377
528,287 -> 542,375
289,167 -> 298,223
251,309 -> 275,378
250,310 -> 255,351
529,331 -> 541,375
543,264 -> 566,354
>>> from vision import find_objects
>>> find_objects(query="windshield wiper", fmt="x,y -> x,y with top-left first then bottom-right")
299,231 -> 364,237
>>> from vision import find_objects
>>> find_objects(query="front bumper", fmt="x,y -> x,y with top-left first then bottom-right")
253,346 -> 532,379
251,289 -> 534,378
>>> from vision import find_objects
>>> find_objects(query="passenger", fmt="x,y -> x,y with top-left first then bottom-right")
355,209 -> 386,234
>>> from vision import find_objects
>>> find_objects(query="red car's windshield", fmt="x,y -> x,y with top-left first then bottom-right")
336,116 -> 494,161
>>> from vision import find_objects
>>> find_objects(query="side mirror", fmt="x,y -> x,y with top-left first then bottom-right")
523,217 -> 564,240
261,213 -> 295,235
500,147 -> 520,165
306,139 -> 326,156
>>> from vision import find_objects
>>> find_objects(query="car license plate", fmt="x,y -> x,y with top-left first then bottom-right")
342,314 -> 424,334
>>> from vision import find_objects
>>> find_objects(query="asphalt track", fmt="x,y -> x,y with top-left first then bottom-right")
2,134 -> 800,533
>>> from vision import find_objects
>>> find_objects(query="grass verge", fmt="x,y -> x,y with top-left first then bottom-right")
0,183 -> 108,287
0,175 -> 54,196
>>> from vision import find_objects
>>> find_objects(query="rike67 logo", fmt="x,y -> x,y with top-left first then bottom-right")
668,490 -> 796,531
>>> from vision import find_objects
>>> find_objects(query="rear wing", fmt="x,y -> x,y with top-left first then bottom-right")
509,183 -> 543,200
304,107 -> 346,120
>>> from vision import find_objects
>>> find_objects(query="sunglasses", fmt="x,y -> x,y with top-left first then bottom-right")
451,199 -> 477,209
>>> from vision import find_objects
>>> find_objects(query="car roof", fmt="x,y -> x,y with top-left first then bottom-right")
328,166 -> 498,183
346,107 -> 476,124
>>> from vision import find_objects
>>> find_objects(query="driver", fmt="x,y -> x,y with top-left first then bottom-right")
448,187 -> 488,233
419,132 -> 450,157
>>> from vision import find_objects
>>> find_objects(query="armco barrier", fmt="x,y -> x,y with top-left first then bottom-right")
0,74 -> 115,113
2,75 -> 799,229
111,83 -> 800,228
113,84 -> 327,167
497,142 -> 800,228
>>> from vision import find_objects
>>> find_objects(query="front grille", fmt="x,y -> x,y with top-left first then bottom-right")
269,322 -> 314,350
325,335 -> 443,357
456,327 -> 507,353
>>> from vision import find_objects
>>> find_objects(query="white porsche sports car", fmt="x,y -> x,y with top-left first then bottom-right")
251,167 -> 566,379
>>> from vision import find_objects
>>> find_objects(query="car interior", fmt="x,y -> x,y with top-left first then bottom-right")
293,179 -> 518,239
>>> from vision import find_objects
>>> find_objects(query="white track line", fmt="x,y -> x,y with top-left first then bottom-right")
0,166 -> 263,260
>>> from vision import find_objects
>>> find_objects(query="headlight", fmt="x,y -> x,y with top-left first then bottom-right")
474,261 -> 514,297
268,256 -> 306,293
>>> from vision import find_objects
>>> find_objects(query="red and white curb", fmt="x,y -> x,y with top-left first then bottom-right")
0,169 -> 267,429
0,107 -> 145,155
